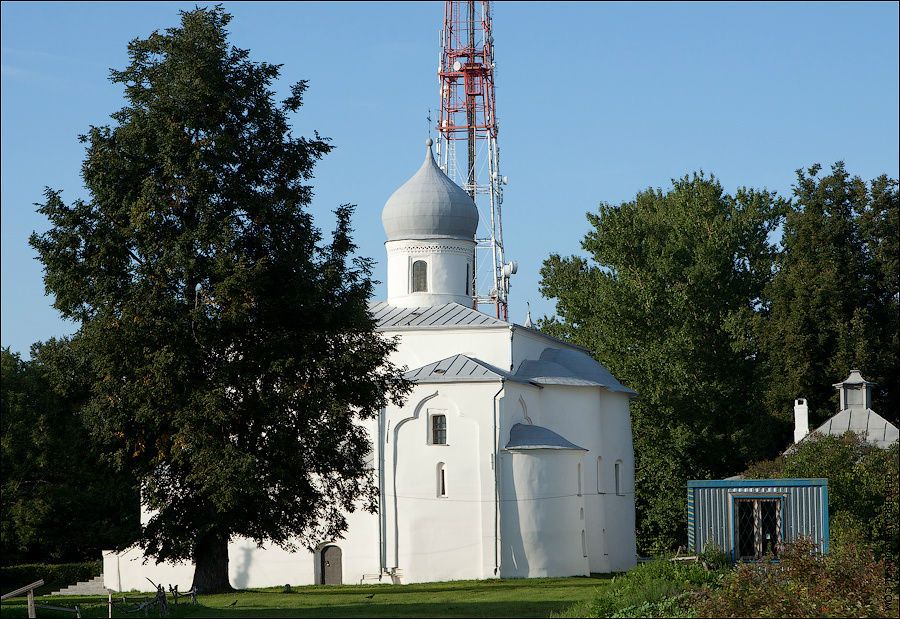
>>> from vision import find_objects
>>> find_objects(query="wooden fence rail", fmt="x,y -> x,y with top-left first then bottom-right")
1,579 -> 45,618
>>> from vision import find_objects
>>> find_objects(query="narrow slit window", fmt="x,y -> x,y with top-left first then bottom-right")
577,463 -> 582,496
615,461 -> 622,496
597,457 -> 604,493
465,270 -> 469,295
412,260 -> 428,292
437,462 -> 447,497
432,414 -> 447,445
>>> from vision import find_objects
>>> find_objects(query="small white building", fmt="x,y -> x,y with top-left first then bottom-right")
104,141 -> 638,590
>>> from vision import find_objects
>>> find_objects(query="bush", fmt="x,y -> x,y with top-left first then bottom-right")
0,562 -> 101,596
696,544 -> 729,571
554,559 -> 722,618
692,538 -> 897,618
743,432 -> 899,564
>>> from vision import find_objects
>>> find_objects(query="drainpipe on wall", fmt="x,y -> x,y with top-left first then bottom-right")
377,407 -> 386,578
493,383 -> 504,576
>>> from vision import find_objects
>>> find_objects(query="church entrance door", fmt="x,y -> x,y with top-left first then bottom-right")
320,546 -> 342,585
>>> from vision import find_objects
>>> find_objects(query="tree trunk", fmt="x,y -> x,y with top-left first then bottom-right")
191,531 -> 233,593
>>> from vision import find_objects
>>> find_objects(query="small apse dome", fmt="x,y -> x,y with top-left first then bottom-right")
382,139 -> 479,241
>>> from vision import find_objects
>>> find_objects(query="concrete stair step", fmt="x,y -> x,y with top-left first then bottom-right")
51,575 -> 111,596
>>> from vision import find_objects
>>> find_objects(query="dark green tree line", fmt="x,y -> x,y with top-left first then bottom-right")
758,163 -> 899,426
1,344 -> 139,564
29,7 -> 408,592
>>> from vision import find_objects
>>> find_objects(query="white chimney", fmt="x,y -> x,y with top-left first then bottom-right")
794,398 -> 809,443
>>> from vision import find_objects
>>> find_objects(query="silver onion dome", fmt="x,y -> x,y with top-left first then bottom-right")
382,139 -> 479,241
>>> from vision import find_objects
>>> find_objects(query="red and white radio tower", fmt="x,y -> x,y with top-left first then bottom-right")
435,0 -> 516,320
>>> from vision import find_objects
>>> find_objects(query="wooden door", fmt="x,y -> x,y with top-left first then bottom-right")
321,546 -> 342,585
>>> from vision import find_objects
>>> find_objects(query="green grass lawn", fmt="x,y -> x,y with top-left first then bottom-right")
0,576 -> 613,618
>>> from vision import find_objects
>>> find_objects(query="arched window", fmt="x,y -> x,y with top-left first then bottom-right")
412,260 -> 427,292
582,530 -> 588,557
580,507 -> 584,521
615,460 -> 623,496
437,462 -> 447,497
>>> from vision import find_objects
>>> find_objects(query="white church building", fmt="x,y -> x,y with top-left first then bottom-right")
103,142 -> 638,590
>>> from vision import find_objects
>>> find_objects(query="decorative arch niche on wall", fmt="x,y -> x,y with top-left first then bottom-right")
518,394 -> 533,425
389,389 -> 480,570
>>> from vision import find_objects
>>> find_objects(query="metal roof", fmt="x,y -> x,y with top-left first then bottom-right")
516,348 -> 637,395
369,301 -> 507,330
807,408 -> 899,449
404,354 -> 531,384
504,423 -> 587,451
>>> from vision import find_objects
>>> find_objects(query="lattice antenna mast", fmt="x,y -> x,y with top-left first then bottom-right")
436,0 -> 515,319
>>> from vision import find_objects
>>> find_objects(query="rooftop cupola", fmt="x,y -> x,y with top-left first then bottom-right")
382,140 -> 478,308
833,369 -> 875,412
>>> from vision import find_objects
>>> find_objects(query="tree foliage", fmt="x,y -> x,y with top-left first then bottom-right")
28,7 -> 408,592
744,432 -> 899,563
1,345 -> 139,564
758,163 -> 899,426
539,173 -> 786,552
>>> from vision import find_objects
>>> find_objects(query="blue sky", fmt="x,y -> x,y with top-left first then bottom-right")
2,1 -> 898,358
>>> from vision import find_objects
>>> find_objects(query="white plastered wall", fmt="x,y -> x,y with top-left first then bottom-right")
499,447 -> 588,578
381,382 -> 499,582
501,373 -> 637,574
381,327 -> 512,373
386,239 -> 475,307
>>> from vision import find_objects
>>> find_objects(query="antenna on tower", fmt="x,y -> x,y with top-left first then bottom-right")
435,0 -> 514,320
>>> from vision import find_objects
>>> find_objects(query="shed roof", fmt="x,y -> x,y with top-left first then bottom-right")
504,423 -> 587,451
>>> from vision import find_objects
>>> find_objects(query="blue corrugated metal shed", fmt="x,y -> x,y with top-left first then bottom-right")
687,478 -> 829,562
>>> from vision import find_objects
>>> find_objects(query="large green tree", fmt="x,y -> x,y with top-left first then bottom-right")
29,7 -> 407,592
758,163 -> 899,426
539,173 -> 785,552
1,344 -> 139,564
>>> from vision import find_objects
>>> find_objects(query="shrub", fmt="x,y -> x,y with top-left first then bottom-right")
554,559 -> 722,618
692,538 -> 896,618
743,432 -> 899,564
696,544 -> 729,571
0,562 -> 101,596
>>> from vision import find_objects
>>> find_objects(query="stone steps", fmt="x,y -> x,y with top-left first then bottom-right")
51,575 -> 111,596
